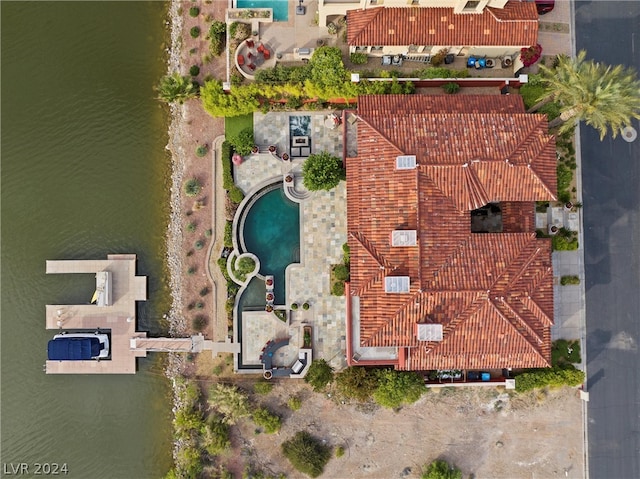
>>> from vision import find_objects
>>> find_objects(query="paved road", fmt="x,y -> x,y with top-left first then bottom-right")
575,2 -> 640,478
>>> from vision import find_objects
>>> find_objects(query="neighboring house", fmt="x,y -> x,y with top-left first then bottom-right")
345,95 -> 557,372
319,0 -> 510,28
346,2 -> 538,68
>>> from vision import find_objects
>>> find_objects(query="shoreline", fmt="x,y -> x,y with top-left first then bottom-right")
165,0 -> 186,339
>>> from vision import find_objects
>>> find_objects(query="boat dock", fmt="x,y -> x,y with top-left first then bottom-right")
45,254 -> 240,374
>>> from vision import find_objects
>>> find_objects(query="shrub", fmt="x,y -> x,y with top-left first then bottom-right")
342,242 -> 350,264
199,287 -> 210,296
205,228 -> 212,238
350,52 -> 368,65
520,43 -> 543,67
302,302 -> 310,310
252,406 -> 281,434
560,275 -> 580,285
189,65 -> 200,77
413,67 -> 469,79
281,431 -> 332,478
335,446 -> 345,458
208,21 -> 226,56
189,6 -> 199,17
202,418 -> 231,455
286,96 -> 303,109
305,359 -> 334,392
186,222 -> 197,233
195,144 -> 208,157
333,264 -> 349,281
253,381 -> 273,395
421,459 -> 462,479
373,369 -> 425,409
336,366 -> 376,402
187,266 -> 196,275
195,301 -> 204,310
290,302 -> 298,310
552,229 -> 578,251
515,366 -> 585,392
195,240 -> 204,250
552,339 -> 581,367
190,26 -> 201,38
557,164 -> 573,194
224,221 -> 233,247
228,186 -> 244,204
302,151 -> 345,191
430,48 -> 449,67
443,82 -> 460,94
229,127 -> 255,156
236,256 -> 255,274
331,281 -> 345,296
184,178 -> 201,197
221,141 -> 245,204
208,383 -> 251,424
192,315 -> 208,331
287,396 -> 302,411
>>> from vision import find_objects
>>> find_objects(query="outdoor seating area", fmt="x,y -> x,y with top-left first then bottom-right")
235,38 -> 275,79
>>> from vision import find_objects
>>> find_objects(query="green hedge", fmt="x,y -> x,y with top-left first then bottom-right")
515,366 -> 585,392
224,221 -> 233,248
221,141 -> 245,204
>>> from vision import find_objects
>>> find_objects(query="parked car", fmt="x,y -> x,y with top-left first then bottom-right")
535,0 -> 555,15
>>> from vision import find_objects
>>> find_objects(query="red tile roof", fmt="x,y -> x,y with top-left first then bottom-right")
346,2 -> 538,47
347,95 -> 556,371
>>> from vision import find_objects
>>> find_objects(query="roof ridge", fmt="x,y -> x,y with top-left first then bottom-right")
464,162 -> 491,210
357,110 -> 405,156
519,294 -> 553,327
492,241 -> 542,294
491,298 -> 546,359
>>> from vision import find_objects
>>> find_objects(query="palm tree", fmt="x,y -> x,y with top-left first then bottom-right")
157,72 -> 198,104
532,51 -> 640,139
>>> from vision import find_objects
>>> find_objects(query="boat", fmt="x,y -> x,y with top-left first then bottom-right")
47,332 -> 110,361
90,271 -> 111,306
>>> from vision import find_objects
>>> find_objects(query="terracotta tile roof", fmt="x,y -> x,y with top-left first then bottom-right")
347,95 -> 556,371
346,2 -> 538,47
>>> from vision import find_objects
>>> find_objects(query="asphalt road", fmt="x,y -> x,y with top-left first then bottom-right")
574,2 -> 640,478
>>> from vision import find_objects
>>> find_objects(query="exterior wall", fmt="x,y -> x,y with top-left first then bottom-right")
319,0 -> 508,26
350,44 -> 524,59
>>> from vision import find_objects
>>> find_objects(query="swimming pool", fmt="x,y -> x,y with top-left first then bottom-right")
236,0 -> 289,21
241,185 -> 300,305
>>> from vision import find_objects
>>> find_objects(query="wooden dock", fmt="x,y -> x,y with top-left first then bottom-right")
45,254 -> 241,374
45,254 -> 148,374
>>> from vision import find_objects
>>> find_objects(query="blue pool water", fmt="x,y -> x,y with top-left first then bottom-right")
241,186 -> 299,305
236,0 -> 289,21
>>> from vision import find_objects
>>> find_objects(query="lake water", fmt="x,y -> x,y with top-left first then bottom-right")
1,2 -> 173,477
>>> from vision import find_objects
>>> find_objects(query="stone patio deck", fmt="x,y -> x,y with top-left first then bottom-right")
233,111 -> 348,371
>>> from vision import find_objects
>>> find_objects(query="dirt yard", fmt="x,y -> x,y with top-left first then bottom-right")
198,357 -> 584,479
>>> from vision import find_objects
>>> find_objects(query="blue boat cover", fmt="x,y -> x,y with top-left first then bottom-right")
48,337 -> 101,360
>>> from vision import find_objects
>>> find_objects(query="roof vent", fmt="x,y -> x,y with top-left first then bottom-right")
391,230 -> 417,246
396,155 -> 417,169
416,324 -> 443,341
385,276 -> 410,293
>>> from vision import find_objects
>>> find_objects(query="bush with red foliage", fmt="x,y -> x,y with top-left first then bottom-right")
520,44 -> 543,67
